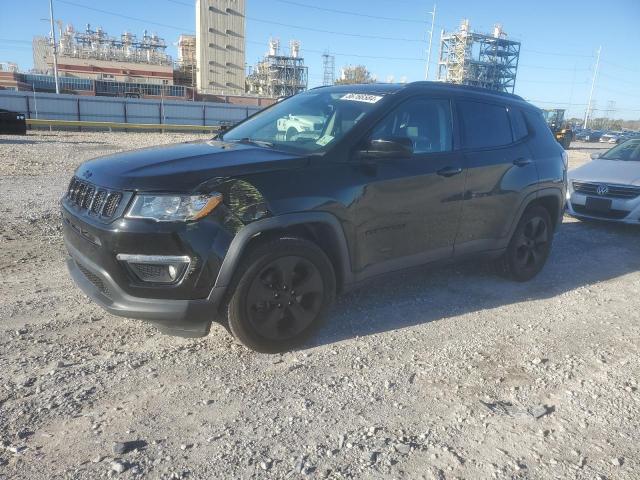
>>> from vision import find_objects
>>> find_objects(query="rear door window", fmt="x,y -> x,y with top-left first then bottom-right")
458,100 -> 513,149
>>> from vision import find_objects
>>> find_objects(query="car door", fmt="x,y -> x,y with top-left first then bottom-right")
454,99 -> 539,254
351,96 -> 466,277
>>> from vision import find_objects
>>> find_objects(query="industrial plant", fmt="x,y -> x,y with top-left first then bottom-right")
437,20 -> 521,93
33,24 -> 174,85
1,1 -> 527,104
246,39 -> 309,97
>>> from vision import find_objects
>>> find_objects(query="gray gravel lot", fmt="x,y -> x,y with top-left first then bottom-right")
0,132 -> 638,479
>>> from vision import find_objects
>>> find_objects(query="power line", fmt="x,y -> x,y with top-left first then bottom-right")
246,16 -> 425,43
271,0 -> 424,24
518,79 -> 589,85
0,39 -> 32,44
599,72 -> 639,86
598,85 -> 640,99
600,59 -> 640,74
246,40 -> 425,61
522,48 -> 594,58
56,0 -> 194,32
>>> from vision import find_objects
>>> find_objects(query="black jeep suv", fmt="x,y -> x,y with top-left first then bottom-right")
62,82 -> 567,352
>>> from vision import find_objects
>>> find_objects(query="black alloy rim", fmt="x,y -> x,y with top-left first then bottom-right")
246,256 -> 324,341
514,216 -> 549,270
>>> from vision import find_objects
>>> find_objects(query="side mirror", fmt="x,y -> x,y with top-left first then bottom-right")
590,152 -> 600,160
356,137 -> 414,160
214,125 -> 230,140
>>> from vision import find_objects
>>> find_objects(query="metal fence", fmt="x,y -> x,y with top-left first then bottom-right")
0,90 -> 262,126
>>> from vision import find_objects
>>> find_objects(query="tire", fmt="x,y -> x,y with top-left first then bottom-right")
496,206 -> 553,282
227,237 -> 336,353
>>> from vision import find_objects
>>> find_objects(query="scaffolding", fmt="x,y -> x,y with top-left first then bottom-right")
246,39 -> 308,97
322,52 -> 335,86
437,20 -> 520,93
56,24 -> 173,66
175,34 -> 196,87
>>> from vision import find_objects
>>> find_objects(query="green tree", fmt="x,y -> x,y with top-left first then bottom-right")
335,65 -> 375,85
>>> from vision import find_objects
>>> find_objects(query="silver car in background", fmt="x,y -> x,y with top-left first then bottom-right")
567,138 -> 640,223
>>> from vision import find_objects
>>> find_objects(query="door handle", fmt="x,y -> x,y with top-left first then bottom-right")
513,157 -> 533,167
437,166 -> 463,177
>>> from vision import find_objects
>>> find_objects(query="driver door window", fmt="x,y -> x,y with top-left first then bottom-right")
371,98 -> 453,154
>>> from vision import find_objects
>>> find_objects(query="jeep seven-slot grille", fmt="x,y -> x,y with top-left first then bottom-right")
67,177 -> 122,219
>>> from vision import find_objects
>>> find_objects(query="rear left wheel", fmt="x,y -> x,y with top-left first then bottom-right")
496,206 -> 553,282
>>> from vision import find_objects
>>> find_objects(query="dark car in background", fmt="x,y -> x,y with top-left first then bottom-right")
61,82 -> 567,352
0,108 -> 27,135
576,129 -> 603,142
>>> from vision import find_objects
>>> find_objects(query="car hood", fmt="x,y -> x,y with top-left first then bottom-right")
76,140 -> 308,191
569,159 -> 640,186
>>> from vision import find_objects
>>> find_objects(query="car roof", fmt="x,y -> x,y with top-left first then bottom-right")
312,81 -> 530,108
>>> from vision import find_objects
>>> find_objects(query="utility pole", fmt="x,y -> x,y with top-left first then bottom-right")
48,0 -> 60,94
425,4 -> 437,80
584,45 -> 601,129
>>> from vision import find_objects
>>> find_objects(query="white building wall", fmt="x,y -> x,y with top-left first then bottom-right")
196,0 -> 246,95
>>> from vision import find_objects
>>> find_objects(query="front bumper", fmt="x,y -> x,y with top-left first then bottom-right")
66,241 -> 226,337
62,200 -> 234,337
566,188 -> 640,224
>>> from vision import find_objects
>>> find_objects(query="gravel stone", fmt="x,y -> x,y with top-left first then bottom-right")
0,134 -> 637,479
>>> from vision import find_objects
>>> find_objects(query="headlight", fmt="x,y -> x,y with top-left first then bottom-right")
125,193 -> 223,222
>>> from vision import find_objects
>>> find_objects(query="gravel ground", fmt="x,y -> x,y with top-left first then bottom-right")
0,132 -> 638,480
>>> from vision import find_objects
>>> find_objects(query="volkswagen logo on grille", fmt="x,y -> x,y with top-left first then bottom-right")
596,184 -> 609,196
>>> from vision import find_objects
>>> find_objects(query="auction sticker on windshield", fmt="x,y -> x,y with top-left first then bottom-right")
340,93 -> 384,104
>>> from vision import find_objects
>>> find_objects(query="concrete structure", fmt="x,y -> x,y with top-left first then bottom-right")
196,0 -> 246,96
437,20 -> 521,93
32,25 -> 174,86
246,39 -> 308,97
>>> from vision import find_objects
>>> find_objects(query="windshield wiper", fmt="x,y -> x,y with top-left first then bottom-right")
236,138 -> 275,148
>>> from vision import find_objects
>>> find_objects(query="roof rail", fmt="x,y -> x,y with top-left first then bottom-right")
406,81 -> 524,101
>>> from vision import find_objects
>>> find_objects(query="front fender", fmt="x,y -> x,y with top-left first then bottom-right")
211,210 -> 353,293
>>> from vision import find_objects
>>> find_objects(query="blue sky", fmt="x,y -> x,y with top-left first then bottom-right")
1,0 -> 639,119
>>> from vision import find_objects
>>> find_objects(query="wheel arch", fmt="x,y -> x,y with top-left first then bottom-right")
213,212 -> 353,304
504,188 -> 564,245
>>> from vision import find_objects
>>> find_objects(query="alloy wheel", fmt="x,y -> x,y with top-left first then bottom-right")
246,256 -> 324,341
514,216 -> 549,270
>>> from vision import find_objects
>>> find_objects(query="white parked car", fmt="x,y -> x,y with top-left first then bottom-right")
567,139 -> 640,223
276,114 -> 325,140
599,133 -> 622,144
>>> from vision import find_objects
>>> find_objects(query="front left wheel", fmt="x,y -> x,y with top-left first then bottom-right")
227,237 -> 336,353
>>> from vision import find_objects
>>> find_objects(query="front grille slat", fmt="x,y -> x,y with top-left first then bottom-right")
91,190 -> 107,215
573,181 -> 640,200
65,177 -> 123,220
102,193 -> 122,218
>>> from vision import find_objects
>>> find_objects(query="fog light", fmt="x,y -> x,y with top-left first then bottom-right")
116,254 -> 191,284
168,264 -> 178,280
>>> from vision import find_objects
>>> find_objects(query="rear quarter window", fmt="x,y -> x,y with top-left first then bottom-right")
510,107 -> 529,141
523,109 -> 559,147
458,100 -> 513,149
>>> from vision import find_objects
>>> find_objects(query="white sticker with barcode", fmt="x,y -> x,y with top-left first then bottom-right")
340,93 -> 383,104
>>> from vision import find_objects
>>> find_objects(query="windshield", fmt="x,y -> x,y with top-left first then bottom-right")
600,139 -> 640,161
222,90 -> 386,154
